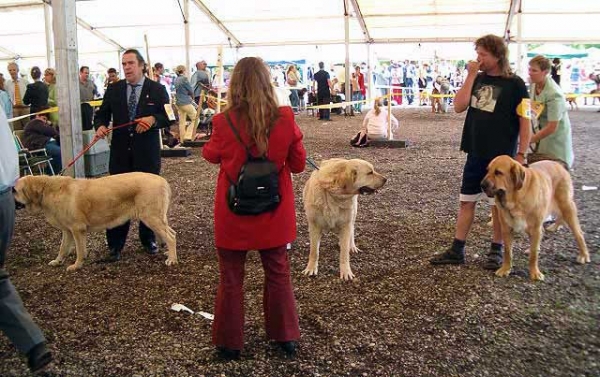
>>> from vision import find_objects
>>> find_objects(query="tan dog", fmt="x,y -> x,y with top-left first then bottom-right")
481,155 -> 589,281
302,159 -> 387,280
14,173 -> 177,271
566,94 -> 578,110
431,88 -> 442,113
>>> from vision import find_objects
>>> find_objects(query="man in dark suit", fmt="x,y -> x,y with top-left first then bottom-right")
95,48 -> 171,262
313,62 -> 331,121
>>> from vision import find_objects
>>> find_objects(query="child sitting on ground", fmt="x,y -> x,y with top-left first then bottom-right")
351,98 -> 399,147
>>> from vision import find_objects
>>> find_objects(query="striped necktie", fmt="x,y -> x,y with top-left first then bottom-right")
14,80 -> 22,106
128,84 -> 140,121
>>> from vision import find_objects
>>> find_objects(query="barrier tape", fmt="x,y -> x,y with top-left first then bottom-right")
306,93 -> 391,110
7,99 -> 103,124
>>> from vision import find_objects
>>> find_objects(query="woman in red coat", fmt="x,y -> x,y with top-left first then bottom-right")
202,57 -> 306,360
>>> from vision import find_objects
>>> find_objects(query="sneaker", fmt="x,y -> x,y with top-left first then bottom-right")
27,342 -> 52,375
483,249 -> 503,270
430,248 -> 465,265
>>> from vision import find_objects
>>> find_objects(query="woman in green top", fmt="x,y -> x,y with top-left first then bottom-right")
528,55 -> 573,169
43,68 -> 59,128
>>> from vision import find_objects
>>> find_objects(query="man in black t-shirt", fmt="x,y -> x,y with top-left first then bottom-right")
430,34 -> 531,271
313,62 -> 331,121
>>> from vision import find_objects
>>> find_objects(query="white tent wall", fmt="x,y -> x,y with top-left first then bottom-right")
1,0 -> 599,78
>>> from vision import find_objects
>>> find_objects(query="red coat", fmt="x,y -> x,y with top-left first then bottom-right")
202,107 -> 306,250
358,72 -> 366,96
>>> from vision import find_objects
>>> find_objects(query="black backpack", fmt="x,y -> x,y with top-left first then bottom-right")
224,112 -> 280,216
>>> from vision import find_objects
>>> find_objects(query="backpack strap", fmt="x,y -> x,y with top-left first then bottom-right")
224,111 -> 253,157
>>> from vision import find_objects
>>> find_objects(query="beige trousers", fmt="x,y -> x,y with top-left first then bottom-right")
176,103 -> 198,141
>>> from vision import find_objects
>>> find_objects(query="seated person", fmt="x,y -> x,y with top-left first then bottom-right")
329,78 -> 344,115
22,107 -> 61,173
307,90 -> 317,106
351,99 -> 399,146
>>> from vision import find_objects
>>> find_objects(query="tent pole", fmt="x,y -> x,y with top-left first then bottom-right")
44,1 -> 54,68
367,43 -> 372,105
344,0 -> 352,115
517,8 -> 523,76
216,45 -> 224,114
184,0 -> 191,78
52,0 -> 84,178
116,51 -> 121,72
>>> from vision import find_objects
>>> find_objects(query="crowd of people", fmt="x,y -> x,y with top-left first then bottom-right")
0,31 -> 586,373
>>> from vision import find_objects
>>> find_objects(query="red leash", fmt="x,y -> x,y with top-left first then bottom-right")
59,121 -> 138,175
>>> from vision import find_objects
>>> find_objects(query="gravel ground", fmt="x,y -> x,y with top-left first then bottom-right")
1,106 -> 598,377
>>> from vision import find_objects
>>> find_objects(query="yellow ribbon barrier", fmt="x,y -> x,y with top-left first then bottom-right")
7,100 -> 104,124
565,93 -> 600,99
306,93 -> 391,110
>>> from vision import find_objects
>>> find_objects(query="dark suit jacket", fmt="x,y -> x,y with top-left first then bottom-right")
94,78 -> 170,175
22,81 -> 49,115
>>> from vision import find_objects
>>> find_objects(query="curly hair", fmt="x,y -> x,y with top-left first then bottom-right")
475,34 -> 512,77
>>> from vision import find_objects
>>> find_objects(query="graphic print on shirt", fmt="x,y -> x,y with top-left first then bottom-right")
470,83 -> 502,113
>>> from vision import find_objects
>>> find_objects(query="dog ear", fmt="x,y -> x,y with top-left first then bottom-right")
510,163 -> 525,190
318,162 -> 354,192
342,168 -> 358,191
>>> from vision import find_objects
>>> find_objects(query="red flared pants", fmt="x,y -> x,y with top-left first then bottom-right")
212,245 -> 300,350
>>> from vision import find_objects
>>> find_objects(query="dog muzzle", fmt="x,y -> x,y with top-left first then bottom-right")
359,186 -> 376,195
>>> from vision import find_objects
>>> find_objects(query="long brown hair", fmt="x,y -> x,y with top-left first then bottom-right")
475,34 -> 512,77
226,57 -> 279,154
373,98 -> 381,116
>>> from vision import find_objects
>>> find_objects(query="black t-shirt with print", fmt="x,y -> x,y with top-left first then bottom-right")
313,69 -> 331,97
460,73 -> 529,159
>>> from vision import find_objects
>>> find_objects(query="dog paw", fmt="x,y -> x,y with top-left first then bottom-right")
48,259 -> 62,267
577,254 -> 591,264
302,265 -> 318,276
350,246 -> 362,254
66,263 -> 82,272
495,266 -> 512,278
340,268 -> 355,281
165,258 -> 178,266
530,270 -> 545,281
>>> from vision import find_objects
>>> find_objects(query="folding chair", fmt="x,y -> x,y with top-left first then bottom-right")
13,131 -> 56,176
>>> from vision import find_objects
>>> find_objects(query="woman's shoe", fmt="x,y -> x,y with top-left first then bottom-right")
215,346 -> 241,361
277,341 -> 298,357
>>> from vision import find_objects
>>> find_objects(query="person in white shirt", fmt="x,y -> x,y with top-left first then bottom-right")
351,99 -> 399,146
0,107 -> 53,374
5,62 -> 29,131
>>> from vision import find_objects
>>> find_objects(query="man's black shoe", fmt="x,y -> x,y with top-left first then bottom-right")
430,248 -> 465,265
483,249 -> 503,270
101,248 -> 121,263
27,342 -> 52,375
215,346 -> 240,361
144,242 -> 159,255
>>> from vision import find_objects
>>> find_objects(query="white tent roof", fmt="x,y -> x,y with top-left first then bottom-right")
1,0 -> 599,69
